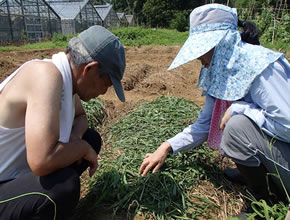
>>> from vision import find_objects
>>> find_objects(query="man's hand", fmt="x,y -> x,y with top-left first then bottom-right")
70,131 -> 99,176
83,143 -> 99,177
220,107 -> 231,130
139,142 -> 172,176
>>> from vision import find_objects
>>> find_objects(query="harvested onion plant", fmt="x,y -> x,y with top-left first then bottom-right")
79,96 -> 225,219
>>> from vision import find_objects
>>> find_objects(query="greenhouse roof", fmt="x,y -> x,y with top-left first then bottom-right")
117,12 -> 125,20
125,15 -> 134,24
94,3 -> 112,21
47,0 -> 89,20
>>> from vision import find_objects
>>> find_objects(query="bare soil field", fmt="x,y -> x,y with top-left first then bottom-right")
0,46 -> 245,219
0,46 -> 205,107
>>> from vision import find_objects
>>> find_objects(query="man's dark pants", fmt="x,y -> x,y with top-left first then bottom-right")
0,128 -> 101,220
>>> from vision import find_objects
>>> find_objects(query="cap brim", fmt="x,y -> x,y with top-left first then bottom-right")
168,30 -> 228,71
110,76 -> 126,102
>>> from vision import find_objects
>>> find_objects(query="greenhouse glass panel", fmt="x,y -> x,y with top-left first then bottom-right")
47,0 -> 102,35
0,0 -> 61,43
95,3 -> 119,28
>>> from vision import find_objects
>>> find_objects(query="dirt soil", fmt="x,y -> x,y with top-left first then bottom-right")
0,46 -> 243,219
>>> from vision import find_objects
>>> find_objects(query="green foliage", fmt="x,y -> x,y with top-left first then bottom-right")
114,0 -> 203,28
233,0 -> 272,8
20,29 -> 28,42
0,27 -> 188,51
52,33 -> 68,43
247,200 -> 288,220
143,0 -> 172,27
111,27 -> 188,46
51,33 -> 72,47
255,9 -> 290,51
81,98 -> 106,130
1,21 -> 288,53
259,11 -> 290,45
77,96 -> 221,219
0,41 -> 58,51
108,96 -> 201,152
169,11 -> 189,32
111,0 -> 128,12
255,8 -> 274,35
237,6 -> 289,52
113,27 -> 146,41
0,32 -> 77,51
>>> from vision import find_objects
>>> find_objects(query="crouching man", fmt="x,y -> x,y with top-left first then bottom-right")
0,25 -> 126,220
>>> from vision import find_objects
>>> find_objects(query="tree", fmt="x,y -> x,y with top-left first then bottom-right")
143,0 -> 173,27
169,10 -> 189,32
133,0 -> 147,25
111,0 -> 128,12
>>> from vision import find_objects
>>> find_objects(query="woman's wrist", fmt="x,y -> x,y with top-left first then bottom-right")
160,141 -> 173,153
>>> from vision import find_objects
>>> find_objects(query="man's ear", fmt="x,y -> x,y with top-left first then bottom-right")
83,61 -> 99,76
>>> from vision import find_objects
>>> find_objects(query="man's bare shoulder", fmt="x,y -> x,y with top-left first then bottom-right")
23,60 -> 62,81
0,60 -> 63,128
19,60 -> 64,93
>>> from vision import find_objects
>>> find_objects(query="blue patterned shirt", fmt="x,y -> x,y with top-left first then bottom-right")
167,56 -> 290,154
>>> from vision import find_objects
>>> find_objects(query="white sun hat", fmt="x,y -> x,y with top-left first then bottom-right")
168,4 -> 283,101
168,4 -> 238,71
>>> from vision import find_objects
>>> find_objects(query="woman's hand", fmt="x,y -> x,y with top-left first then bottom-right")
220,107 -> 231,130
139,142 -> 172,176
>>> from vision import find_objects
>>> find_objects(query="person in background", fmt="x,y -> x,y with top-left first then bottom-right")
0,25 -> 126,220
139,3 -> 290,208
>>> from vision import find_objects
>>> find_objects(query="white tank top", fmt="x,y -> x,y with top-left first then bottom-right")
0,52 -> 75,181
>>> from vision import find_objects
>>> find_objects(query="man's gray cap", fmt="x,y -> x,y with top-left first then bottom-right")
78,25 -> 126,102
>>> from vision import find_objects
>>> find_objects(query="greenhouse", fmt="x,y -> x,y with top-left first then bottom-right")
117,12 -> 128,27
47,0 -> 102,35
94,3 -> 119,28
125,14 -> 135,26
0,0 -> 61,43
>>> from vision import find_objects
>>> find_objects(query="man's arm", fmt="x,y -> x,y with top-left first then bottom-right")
70,95 -> 88,141
24,62 -> 98,176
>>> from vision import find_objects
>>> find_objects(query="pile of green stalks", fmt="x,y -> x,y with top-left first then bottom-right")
77,96 -> 221,219
82,98 -> 106,130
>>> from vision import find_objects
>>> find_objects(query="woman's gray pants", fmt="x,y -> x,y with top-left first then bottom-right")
220,115 -> 290,195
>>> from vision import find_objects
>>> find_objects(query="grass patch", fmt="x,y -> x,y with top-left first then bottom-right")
0,27 -> 288,53
260,40 -> 289,54
74,96 -> 222,219
111,27 -> 188,46
0,32 -> 74,51
0,41 -> 62,51
0,28 -> 188,51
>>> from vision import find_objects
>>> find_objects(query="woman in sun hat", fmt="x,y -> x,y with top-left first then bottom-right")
139,3 -> 290,205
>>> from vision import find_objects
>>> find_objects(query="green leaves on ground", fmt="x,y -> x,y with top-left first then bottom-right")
248,200 -> 288,220
79,96 -> 220,219
82,98 -> 106,130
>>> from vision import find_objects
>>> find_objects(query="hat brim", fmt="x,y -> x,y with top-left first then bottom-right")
110,76 -> 126,102
168,30 -> 228,70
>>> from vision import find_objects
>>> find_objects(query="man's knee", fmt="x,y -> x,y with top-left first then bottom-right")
40,168 -> 80,219
0,168 -> 80,220
40,168 -> 80,206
